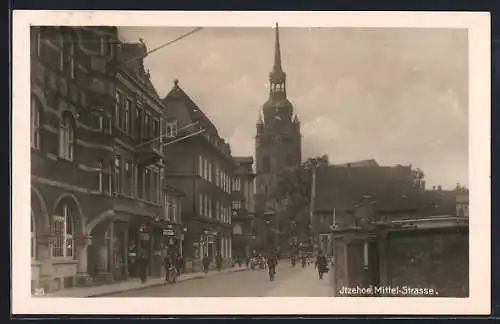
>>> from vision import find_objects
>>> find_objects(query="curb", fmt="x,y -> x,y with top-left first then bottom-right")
87,267 -> 248,298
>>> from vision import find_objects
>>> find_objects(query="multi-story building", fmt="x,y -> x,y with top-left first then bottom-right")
162,80 -> 237,271
30,26 -> 185,293
255,23 -> 302,253
231,157 -> 256,262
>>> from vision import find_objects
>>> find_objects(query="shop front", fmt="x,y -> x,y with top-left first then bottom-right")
126,218 -> 164,279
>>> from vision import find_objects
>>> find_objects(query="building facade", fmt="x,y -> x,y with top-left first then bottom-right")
162,80 -> 237,272
30,27 -> 185,293
255,23 -> 302,252
231,157 -> 256,261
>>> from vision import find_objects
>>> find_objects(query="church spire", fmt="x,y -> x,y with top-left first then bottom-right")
269,23 -> 286,84
273,23 -> 282,75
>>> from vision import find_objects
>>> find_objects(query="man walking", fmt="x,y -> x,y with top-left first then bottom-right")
316,251 -> 328,280
138,248 -> 149,284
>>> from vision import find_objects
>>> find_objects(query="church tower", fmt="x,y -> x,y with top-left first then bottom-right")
255,23 -> 302,205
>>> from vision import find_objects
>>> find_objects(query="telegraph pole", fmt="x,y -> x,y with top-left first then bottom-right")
309,165 -> 317,254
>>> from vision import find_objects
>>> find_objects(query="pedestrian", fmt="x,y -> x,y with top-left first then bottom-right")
316,251 -> 328,280
138,248 -> 149,283
164,253 -> 173,282
176,254 -> 183,275
202,255 -> 211,274
215,252 -> 223,271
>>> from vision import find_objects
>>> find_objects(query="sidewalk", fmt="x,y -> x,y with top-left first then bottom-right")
42,266 -> 248,298
264,267 -> 334,297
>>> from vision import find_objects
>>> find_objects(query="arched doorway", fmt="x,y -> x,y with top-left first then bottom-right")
87,212 -> 128,283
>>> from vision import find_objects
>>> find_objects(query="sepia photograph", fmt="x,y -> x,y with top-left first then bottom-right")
12,11 -> 490,315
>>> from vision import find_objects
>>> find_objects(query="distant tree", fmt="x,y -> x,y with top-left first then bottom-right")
271,154 -> 330,227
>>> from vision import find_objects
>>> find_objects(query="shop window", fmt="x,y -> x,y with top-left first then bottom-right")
51,203 -> 74,259
31,98 -> 41,150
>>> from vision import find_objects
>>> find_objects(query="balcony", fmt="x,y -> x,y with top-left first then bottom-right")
135,140 -> 162,166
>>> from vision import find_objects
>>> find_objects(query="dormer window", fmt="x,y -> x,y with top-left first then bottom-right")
166,120 -> 178,138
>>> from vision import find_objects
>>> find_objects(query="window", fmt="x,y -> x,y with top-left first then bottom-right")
198,156 -> 203,176
199,194 -> 203,216
216,201 -> 220,221
124,98 -> 131,132
165,194 -> 171,221
51,203 -> 74,258
31,98 -> 41,149
124,161 -> 133,196
40,40 -> 63,72
215,167 -> 220,187
135,105 -> 143,139
203,159 -> 208,180
208,162 -> 212,182
208,199 -> 212,218
263,155 -> 271,173
115,91 -> 121,127
232,201 -> 241,210
144,168 -> 151,201
31,211 -> 36,260
166,121 -> 178,138
59,115 -> 75,161
101,36 -> 113,57
69,42 -> 75,79
204,195 -> 208,217
172,198 -> 178,223
98,160 -> 103,192
114,156 -> 121,193
144,113 -> 150,139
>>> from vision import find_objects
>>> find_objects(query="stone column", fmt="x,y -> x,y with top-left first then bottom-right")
229,237 -> 232,260
36,233 -> 55,292
74,234 -> 92,286
109,221 -> 115,280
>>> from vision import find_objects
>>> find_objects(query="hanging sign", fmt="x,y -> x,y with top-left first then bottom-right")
163,229 -> 175,236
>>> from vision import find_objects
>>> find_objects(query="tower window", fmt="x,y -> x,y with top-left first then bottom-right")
262,155 -> 271,173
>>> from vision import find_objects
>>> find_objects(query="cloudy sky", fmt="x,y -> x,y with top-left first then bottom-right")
119,26 -> 468,189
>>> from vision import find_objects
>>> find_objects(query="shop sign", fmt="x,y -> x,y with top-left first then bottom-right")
169,238 -> 174,245
206,235 -> 215,244
193,242 -> 199,246
163,229 -> 175,236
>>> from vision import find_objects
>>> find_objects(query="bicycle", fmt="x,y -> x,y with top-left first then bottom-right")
167,266 -> 177,283
268,267 -> 276,281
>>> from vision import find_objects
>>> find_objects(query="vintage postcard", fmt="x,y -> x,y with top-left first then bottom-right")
12,11 -> 490,315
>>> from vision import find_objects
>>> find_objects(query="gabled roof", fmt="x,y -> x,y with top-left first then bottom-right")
117,42 -> 161,100
163,81 -> 219,136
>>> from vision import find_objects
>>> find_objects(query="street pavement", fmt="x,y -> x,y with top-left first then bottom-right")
109,263 -> 334,297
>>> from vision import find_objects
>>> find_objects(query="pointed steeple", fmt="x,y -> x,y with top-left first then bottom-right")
273,23 -> 282,74
269,23 -> 286,84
